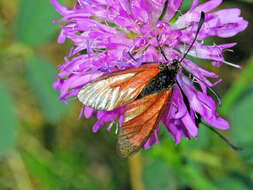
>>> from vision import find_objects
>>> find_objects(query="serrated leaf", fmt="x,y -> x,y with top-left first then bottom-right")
0,82 -> 17,157
14,0 -> 59,46
24,56 -> 69,124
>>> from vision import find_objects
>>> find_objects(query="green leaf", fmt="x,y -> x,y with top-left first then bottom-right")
229,86 -> 253,145
14,0 -> 59,46
169,0 -> 193,25
142,159 -> 177,190
22,150 -> 63,190
22,150 -> 101,190
229,86 -> 253,164
24,56 -> 69,124
180,0 -> 193,12
144,141 -> 218,190
215,176 -> 250,190
220,56 -> 253,115
0,82 -> 17,156
238,0 -> 253,3
182,123 -> 210,149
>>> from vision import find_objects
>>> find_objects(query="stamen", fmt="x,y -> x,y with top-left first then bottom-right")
68,47 -> 74,57
115,123 -> 119,134
107,121 -> 115,131
78,105 -> 85,120
223,48 -> 234,53
206,85 -> 222,107
223,60 -> 241,69
62,98 -> 69,104
211,79 -> 222,86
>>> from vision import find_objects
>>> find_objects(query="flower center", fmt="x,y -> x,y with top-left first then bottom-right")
129,21 -> 182,61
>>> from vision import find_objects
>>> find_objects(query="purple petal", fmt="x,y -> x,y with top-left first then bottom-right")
179,42 -> 237,63
182,59 -> 221,87
181,76 -> 229,130
84,106 -> 94,118
92,107 -> 124,132
59,71 -> 103,99
194,0 -> 222,13
142,125 -> 160,149
162,85 -> 198,140
181,113 -> 198,138
129,0 -> 151,24
50,0 -> 73,15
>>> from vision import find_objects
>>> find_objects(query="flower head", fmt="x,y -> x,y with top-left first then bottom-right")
51,0 -> 247,149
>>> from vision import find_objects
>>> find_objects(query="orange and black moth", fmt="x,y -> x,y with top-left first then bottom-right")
77,61 -> 180,157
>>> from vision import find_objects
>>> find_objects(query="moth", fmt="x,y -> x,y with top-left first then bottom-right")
77,12 -> 206,157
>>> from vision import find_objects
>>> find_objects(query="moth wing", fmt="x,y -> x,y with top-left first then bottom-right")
77,65 -> 160,111
117,89 -> 172,158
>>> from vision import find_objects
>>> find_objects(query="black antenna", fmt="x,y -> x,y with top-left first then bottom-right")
179,11 -> 205,63
156,35 -> 168,62
203,82 -> 222,107
156,11 -> 221,107
130,11 -> 205,65
127,51 -> 137,62
201,121 -> 243,151
156,11 -> 205,63
206,84 -> 222,107
177,12 -> 222,107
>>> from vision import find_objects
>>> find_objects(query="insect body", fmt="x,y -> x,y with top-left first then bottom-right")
137,61 -> 179,99
77,61 -> 180,157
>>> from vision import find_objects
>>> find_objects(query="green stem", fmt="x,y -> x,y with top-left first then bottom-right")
219,56 -> 253,115
7,151 -> 35,190
158,0 -> 169,21
128,153 -> 145,190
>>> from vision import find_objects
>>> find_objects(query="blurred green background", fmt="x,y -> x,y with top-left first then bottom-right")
0,0 -> 253,189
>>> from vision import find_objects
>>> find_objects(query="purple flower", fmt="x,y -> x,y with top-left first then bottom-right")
50,0 -> 247,149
